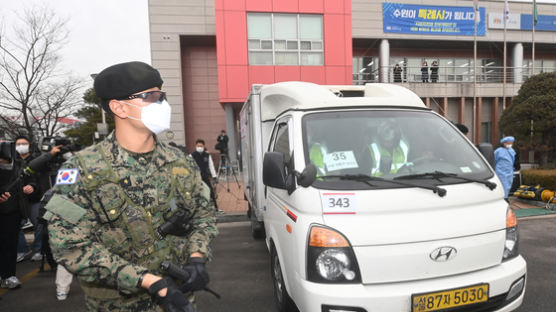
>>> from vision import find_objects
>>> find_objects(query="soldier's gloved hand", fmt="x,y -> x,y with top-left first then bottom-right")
181,257 -> 209,292
149,276 -> 194,312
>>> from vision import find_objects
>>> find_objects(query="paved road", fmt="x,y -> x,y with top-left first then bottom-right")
513,216 -> 556,312
1,217 -> 554,312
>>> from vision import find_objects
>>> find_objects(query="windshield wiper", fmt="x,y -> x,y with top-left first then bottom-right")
394,171 -> 497,190
320,174 -> 447,197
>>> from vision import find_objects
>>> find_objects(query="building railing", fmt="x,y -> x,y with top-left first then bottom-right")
353,66 -> 556,85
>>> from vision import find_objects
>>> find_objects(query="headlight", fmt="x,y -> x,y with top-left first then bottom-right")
316,249 -> 356,281
307,225 -> 361,283
503,208 -> 520,261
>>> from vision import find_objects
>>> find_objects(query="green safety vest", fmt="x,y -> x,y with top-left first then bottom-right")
369,140 -> 409,176
309,143 -> 328,176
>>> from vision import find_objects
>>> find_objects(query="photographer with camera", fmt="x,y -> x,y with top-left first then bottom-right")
215,130 -> 228,156
0,138 -> 37,289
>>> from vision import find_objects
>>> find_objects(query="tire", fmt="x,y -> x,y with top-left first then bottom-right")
271,246 -> 298,312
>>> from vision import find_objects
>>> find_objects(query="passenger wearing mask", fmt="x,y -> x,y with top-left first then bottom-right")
308,130 -> 328,177
494,136 -> 516,200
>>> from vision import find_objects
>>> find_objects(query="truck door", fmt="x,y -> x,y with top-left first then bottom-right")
265,116 -> 297,279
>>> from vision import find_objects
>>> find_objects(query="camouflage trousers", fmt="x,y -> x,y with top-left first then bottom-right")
84,292 -> 196,312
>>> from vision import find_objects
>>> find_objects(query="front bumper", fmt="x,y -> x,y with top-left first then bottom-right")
294,256 -> 526,312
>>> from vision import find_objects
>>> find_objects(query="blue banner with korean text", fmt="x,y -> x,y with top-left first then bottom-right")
383,3 -> 486,36
521,14 -> 556,31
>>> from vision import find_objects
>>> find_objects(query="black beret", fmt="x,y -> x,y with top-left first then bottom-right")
94,61 -> 163,112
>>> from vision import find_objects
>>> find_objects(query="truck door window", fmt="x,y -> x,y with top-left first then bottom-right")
273,122 -> 291,164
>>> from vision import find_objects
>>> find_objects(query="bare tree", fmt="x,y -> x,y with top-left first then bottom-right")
32,79 -> 83,137
0,5 -> 83,140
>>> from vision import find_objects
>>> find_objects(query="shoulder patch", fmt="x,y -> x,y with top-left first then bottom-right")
45,194 -> 87,224
55,168 -> 79,185
172,167 -> 190,176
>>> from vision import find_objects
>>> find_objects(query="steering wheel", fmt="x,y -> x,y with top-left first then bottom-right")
396,156 -> 429,175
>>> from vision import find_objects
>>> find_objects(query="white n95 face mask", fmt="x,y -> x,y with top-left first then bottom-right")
16,145 -> 29,155
122,100 -> 172,134
196,147 -> 204,153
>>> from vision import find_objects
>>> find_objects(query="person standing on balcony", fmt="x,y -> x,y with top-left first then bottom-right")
421,61 -> 429,83
430,61 -> 439,83
393,64 -> 402,83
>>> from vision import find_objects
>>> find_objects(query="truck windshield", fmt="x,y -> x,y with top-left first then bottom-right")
303,110 -> 493,190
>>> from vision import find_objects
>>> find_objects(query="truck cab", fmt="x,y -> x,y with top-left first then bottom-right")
240,81 -> 526,312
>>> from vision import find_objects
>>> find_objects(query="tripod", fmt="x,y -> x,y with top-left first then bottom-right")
216,153 -> 240,192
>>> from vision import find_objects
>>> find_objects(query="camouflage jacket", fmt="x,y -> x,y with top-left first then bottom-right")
45,132 -> 218,297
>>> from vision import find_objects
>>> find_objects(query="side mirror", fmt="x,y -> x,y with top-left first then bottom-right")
478,143 -> 495,168
296,164 -> 317,187
263,152 -> 287,189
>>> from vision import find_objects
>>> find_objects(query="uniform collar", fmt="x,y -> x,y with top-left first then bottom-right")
100,131 -> 182,168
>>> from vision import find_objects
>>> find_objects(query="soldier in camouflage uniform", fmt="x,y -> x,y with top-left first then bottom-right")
44,61 -> 218,311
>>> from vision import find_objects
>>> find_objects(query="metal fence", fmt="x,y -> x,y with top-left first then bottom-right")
353,66 -> 556,85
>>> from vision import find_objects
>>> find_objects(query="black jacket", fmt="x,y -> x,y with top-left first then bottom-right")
0,155 -> 37,216
191,151 -> 212,180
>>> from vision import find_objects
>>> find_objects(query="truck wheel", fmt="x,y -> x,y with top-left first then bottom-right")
271,247 -> 297,312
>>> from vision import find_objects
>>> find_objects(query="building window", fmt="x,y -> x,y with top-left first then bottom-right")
247,13 -> 324,66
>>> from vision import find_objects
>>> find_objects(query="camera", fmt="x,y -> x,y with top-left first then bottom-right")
40,137 -> 81,174
41,137 -> 72,154
0,141 -> 15,162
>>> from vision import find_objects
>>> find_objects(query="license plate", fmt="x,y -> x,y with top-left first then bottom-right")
412,284 -> 489,312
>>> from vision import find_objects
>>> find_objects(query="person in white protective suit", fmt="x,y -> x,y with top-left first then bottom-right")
494,136 -> 516,200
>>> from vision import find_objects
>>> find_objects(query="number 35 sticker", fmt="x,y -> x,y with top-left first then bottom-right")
321,192 -> 356,215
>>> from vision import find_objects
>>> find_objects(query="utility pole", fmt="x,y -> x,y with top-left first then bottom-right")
473,0 -> 478,143
502,0 -> 508,110
532,0 -> 537,77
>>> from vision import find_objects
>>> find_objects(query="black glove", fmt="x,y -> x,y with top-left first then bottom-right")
181,257 -> 209,292
149,276 -> 194,312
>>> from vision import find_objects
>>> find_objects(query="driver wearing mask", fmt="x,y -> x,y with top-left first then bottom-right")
369,120 -> 409,176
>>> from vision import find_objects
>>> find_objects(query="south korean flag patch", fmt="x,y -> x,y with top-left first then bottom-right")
55,168 -> 79,185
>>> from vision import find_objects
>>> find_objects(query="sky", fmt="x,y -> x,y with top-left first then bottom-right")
1,0 -> 555,84
0,0 -> 151,85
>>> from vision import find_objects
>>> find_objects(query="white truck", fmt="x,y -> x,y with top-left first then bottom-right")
240,81 -> 526,312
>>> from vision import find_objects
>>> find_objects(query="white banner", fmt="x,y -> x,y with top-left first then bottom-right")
488,13 -> 520,29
